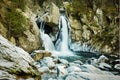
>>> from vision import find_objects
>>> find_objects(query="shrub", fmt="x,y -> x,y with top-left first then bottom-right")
11,0 -> 26,11
6,9 -> 26,38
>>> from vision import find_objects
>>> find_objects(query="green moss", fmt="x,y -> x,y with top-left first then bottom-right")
11,0 -> 26,11
6,9 -> 26,38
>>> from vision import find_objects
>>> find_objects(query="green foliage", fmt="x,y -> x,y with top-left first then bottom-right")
11,0 -> 26,11
66,0 -> 93,19
6,9 -> 26,38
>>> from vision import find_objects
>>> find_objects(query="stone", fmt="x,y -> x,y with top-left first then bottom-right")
39,66 -> 49,74
41,57 -> 55,69
58,59 -> 69,65
65,72 -> 120,80
0,35 -> 41,79
69,16 -> 81,30
73,60 -> 83,65
102,45 -> 112,53
18,9 -> 42,53
46,3 -> 60,25
82,25 -> 91,40
0,70 -> 16,80
69,63 -> 81,67
65,72 -> 84,80
98,55 -> 108,63
67,66 -> 81,73
56,65 -> 68,77
0,22 -> 7,38
10,36 -> 16,45
114,64 -> 120,71
98,63 -> 111,70
48,78 -> 57,80
31,50 -> 52,61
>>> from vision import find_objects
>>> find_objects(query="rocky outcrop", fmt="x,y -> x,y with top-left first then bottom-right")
0,35 -> 41,80
31,50 -> 52,61
0,0 -> 43,53
18,9 -> 42,53
64,0 -> 119,55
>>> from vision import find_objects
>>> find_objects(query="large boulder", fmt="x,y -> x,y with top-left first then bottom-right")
0,35 -> 41,79
31,50 -> 52,61
46,3 -> 60,25
40,57 -> 55,69
18,9 -> 42,53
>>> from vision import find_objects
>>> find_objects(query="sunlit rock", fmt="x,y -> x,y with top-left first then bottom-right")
0,70 -> 16,80
0,35 -> 41,79
31,50 -> 52,61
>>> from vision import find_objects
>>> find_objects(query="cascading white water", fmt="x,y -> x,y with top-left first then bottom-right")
37,10 -> 73,56
39,18 -> 55,51
59,15 -> 69,51
53,13 -> 73,56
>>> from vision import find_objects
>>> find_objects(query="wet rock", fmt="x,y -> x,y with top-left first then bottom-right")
69,62 -> 81,67
31,50 -> 52,61
41,57 -> 55,69
98,55 -> 108,63
48,78 -> 57,80
65,72 -> 85,80
67,66 -> 81,73
39,66 -> 49,74
73,60 -> 84,65
80,64 -> 104,74
98,63 -> 111,70
90,58 -> 98,67
65,72 -> 120,80
111,59 -> 120,68
114,64 -> 120,71
56,65 -> 68,77
58,59 -> 69,65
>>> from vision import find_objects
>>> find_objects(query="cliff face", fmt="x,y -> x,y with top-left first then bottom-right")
0,0 -> 43,53
0,0 -> 119,55
40,0 -> 119,55
65,0 -> 119,54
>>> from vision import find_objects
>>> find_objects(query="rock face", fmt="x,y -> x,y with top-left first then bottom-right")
31,50 -> 52,61
0,0 -> 42,53
65,0 -> 119,54
0,35 -> 41,80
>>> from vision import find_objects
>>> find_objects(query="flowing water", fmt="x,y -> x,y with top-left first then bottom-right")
38,12 -> 73,56
39,18 -> 55,51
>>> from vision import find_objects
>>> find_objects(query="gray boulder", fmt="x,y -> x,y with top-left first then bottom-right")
0,35 -> 41,79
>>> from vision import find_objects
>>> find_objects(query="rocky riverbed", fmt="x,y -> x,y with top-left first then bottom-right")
0,34 -> 120,80
31,50 -> 120,80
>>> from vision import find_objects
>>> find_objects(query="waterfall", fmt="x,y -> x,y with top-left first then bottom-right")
56,15 -> 70,51
53,9 -> 73,56
39,18 -> 55,51
37,9 -> 73,56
